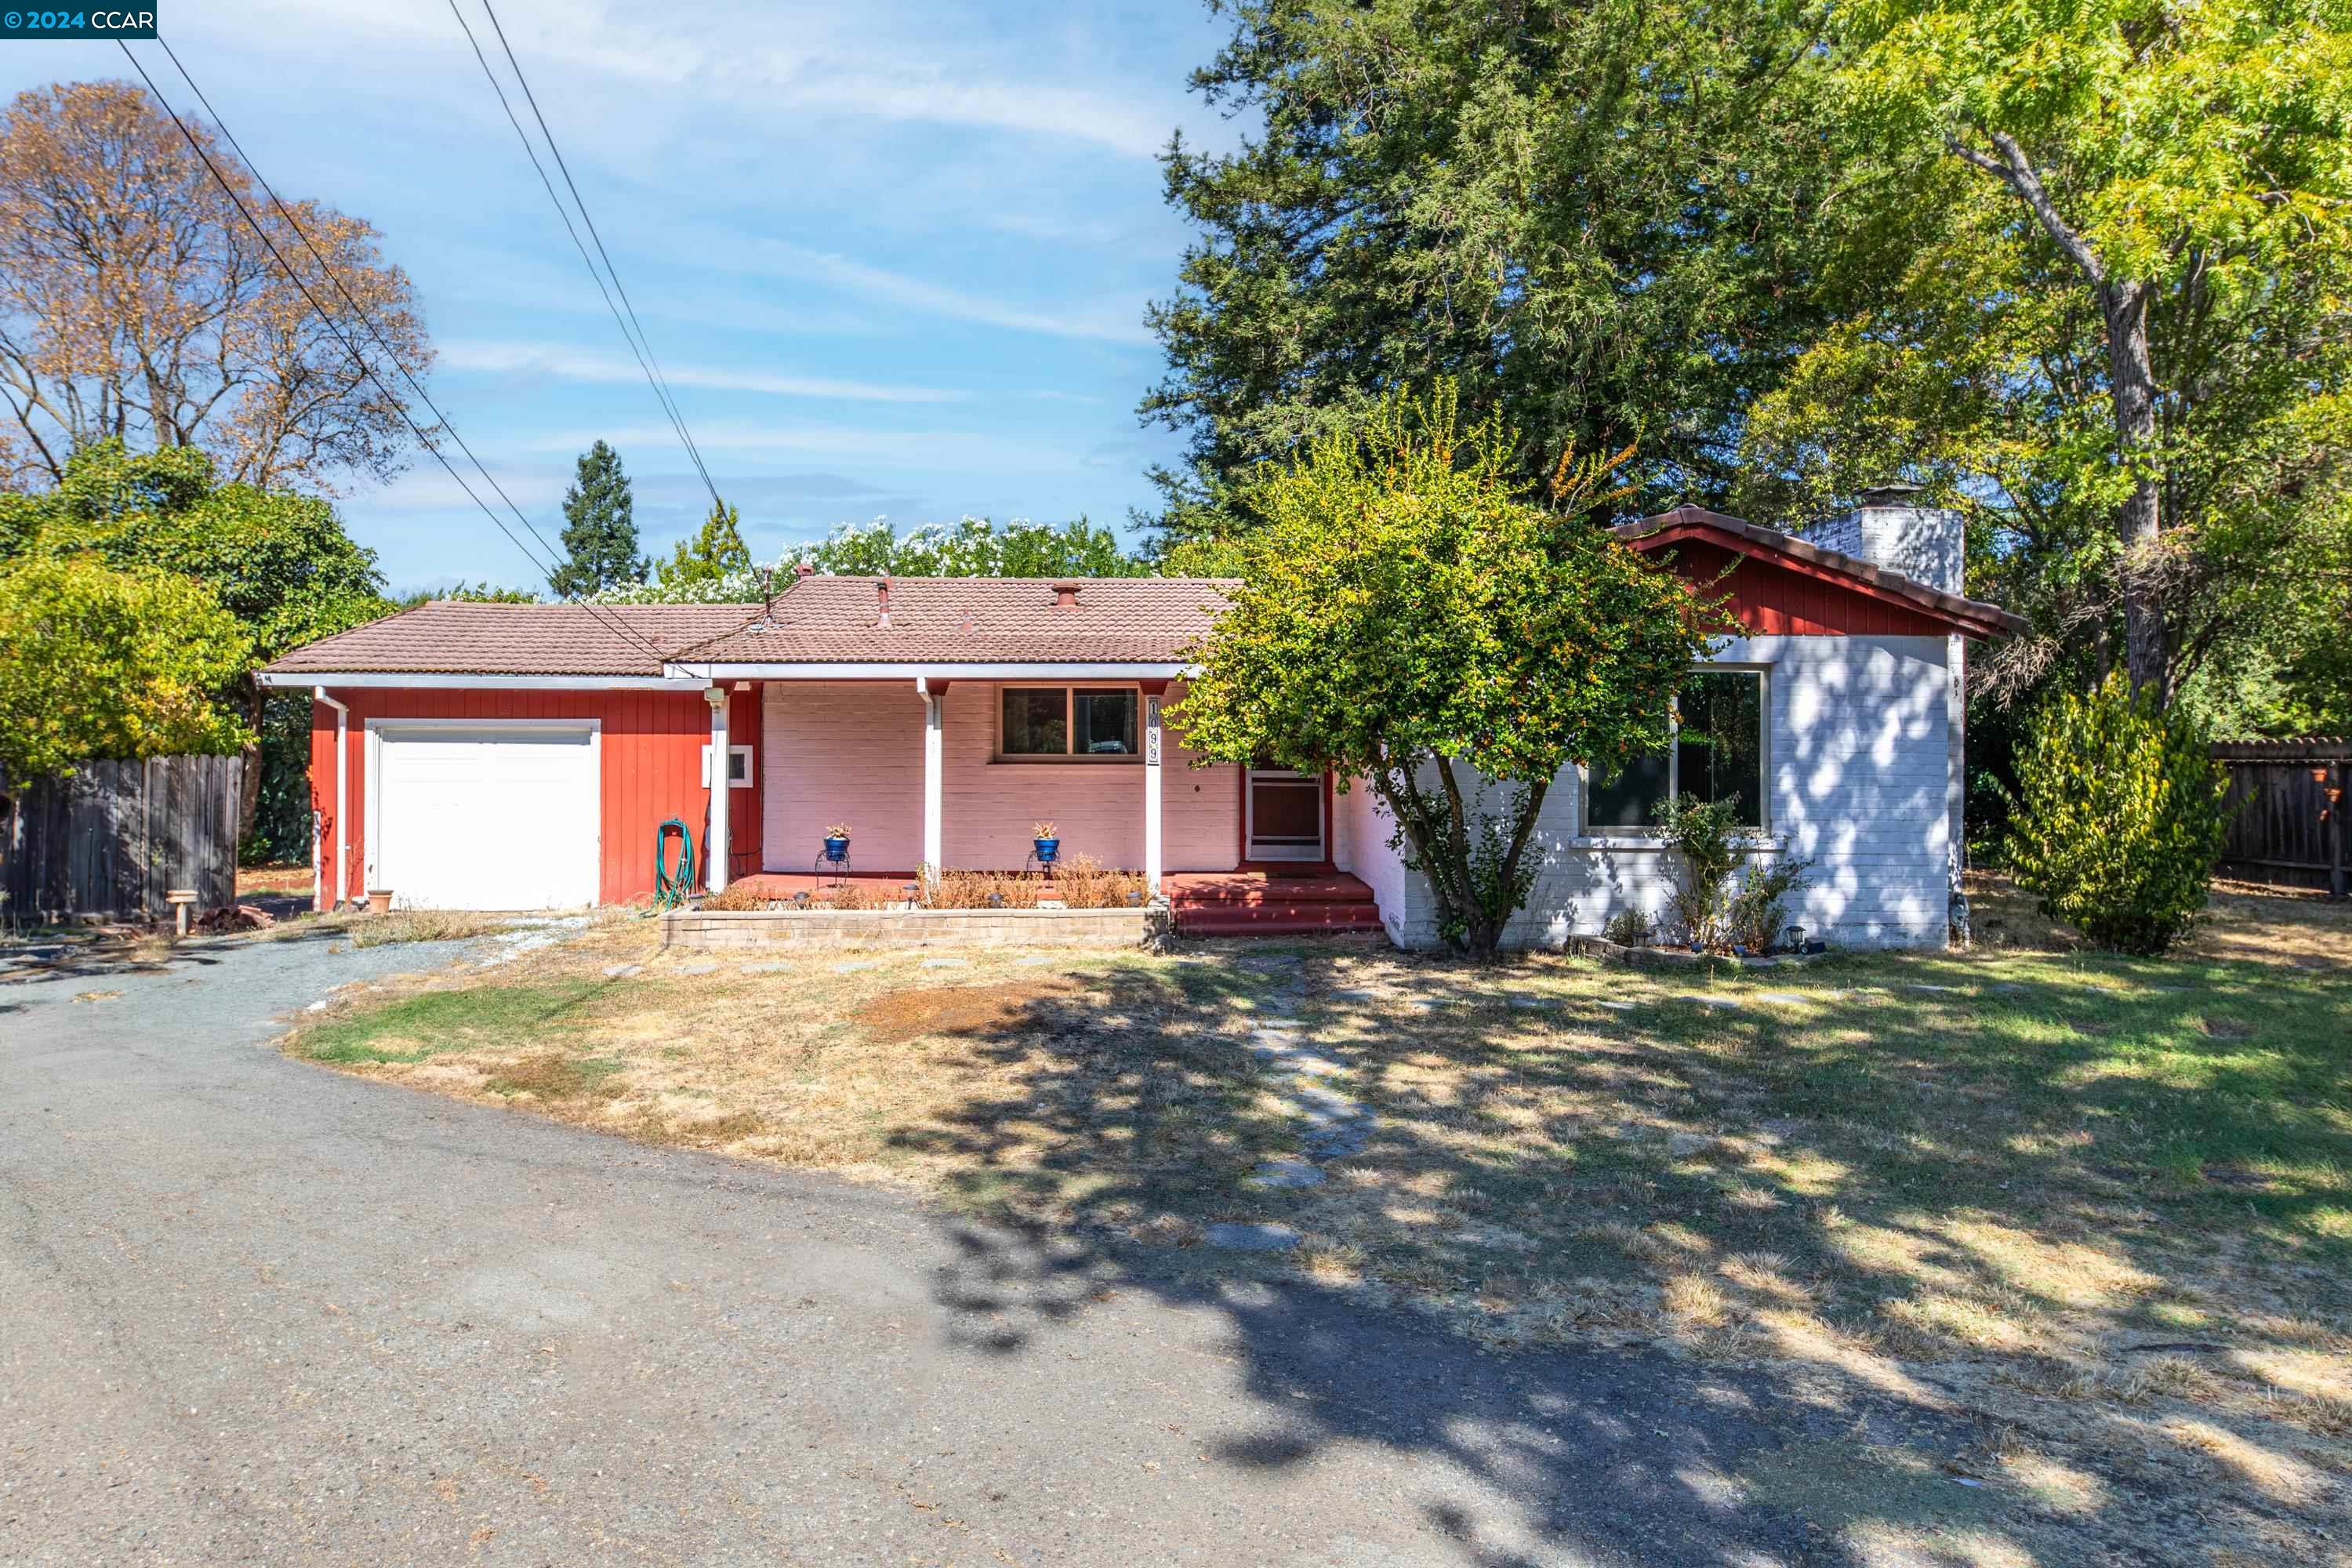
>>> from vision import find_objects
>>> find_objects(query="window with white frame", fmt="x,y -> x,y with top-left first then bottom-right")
998,685 -> 1139,760
1583,669 -> 1766,831
701,743 -> 754,787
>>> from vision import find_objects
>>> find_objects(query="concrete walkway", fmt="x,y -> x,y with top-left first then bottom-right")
2,929 -> 1967,1566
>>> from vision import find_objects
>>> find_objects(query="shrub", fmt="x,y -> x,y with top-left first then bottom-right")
924,870 -> 1043,909
1655,793 -> 1810,952
2005,673 -> 2228,955
1602,907 -> 1654,946
1048,854 -> 1149,909
1728,855 -> 1813,952
1653,794 -> 1746,949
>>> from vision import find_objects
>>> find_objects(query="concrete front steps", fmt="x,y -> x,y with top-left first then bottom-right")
1164,872 -> 1385,938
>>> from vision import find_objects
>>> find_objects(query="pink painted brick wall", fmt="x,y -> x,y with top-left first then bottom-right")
761,680 -> 1239,873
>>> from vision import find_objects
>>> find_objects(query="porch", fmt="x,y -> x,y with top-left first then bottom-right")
713,677 -> 1349,893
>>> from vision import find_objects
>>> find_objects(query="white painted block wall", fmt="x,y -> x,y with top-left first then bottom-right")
1353,635 -> 1955,950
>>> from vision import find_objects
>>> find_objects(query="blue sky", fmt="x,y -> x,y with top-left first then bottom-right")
3,2 -> 1240,594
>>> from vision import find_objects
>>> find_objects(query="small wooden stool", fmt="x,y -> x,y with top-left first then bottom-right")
164,888 -> 200,938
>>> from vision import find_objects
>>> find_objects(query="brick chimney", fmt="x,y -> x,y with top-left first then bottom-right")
793,561 -> 814,579
1796,483 -> 1962,595
876,575 -> 891,628
1051,580 -> 1081,611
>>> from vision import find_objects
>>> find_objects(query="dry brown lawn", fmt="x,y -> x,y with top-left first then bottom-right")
285,877 -> 2352,1566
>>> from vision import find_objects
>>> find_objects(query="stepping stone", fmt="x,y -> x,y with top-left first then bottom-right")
1508,996 -> 1560,1010
678,961 -> 720,976
1594,1000 -> 1637,1011
601,963 -> 643,978
831,960 -> 877,974
1015,955 -> 1058,966
1678,994 -> 1742,1009
1328,988 -> 1380,1001
1247,1160 -> 1325,1190
1405,998 -> 1448,1011
1904,983 -> 1962,994
1205,1221 -> 1301,1252
1755,992 -> 1810,1005
739,961 -> 789,975
921,956 -> 969,969
1252,1016 -> 1305,1030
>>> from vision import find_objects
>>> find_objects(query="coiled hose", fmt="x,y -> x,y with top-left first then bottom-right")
654,818 -> 696,909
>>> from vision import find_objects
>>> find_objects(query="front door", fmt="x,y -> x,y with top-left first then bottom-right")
1246,769 -> 1325,862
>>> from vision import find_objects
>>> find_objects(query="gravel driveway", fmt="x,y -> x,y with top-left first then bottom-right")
2,928 -> 1977,1566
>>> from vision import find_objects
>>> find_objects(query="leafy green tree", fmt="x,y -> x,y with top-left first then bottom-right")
655,498 -> 752,590
1768,0 -> 2352,702
793,516 -> 1145,579
393,581 -> 540,608
1141,0 -> 1852,546
1,439 -> 391,849
550,441 -> 644,596
1175,386 -> 1717,957
2005,671 -> 2228,954
0,555 -> 252,780
596,515 -> 1149,604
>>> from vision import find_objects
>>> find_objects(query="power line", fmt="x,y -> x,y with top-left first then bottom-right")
454,0 -> 724,513
118,39 -> 680,666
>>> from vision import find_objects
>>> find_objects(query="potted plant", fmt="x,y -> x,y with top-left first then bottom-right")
822,822 -> 852,863
1031,820 -> 1060,866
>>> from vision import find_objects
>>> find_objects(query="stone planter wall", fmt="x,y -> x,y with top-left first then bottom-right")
660,905 -> 1152,952
1566,935 -> 1828,971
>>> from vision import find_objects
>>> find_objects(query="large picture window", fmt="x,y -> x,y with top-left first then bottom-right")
1584,669 -> 1766,830
999,686 -> 1138,760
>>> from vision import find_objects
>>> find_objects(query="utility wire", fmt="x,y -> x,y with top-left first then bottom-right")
120,39 -> 679,667
456,0 -> 724,512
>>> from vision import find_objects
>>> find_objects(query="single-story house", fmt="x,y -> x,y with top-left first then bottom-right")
258,490 -> 2022,948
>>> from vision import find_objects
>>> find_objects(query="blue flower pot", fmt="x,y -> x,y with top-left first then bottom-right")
1033,837 -> 1060,864
822,837 -> 850,863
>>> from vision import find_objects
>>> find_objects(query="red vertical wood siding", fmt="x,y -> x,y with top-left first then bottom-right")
307,685 -> 757,909
1661,542 -> 1951,637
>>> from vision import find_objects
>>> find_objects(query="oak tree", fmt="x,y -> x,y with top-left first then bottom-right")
0,82 -> 433,492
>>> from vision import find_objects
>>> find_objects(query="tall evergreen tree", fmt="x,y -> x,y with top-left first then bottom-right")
1139,0 -> 1853,546
550,441 -> 644,596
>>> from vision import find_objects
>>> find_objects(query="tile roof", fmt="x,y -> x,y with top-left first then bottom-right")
260,579 -> 1239,677
671,576 -> 1236,666
1613,505 -> 2027,637
261,601 -> 757,677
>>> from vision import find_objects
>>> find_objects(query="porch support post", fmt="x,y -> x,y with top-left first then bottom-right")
705,687 -> 730,894
916,677 -> 946,876
1141,681 -> 1167,895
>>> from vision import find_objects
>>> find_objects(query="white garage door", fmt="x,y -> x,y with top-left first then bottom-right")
370,724 -> 598,910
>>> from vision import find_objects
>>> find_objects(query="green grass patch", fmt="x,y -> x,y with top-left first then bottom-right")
299,980 -> 603,1065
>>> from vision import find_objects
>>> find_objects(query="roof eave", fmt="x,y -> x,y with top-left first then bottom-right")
1616,516 -> 2026,639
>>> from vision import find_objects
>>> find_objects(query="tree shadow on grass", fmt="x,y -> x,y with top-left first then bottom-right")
871,947 -> 2347,1566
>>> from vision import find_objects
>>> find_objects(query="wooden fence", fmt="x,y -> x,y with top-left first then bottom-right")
0,755 -> 244,923
2213,739 -> 2348,897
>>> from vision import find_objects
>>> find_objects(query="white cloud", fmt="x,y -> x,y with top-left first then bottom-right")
524,420 -> 1083,474
439,339 -> 968,402
750,241 -> 1152,344
223,0 -> 1203,160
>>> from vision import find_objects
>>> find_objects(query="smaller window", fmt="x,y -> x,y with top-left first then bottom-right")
1001,688 -> 1069,756
1073,688 -> 1138,754
702,742 -> 754,787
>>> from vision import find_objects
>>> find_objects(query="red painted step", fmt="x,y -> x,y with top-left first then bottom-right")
1165,870 -> 1384,937
1174,902 -> 1385,936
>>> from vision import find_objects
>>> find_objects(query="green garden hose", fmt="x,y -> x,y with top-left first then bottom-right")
655,818 -> 696,909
